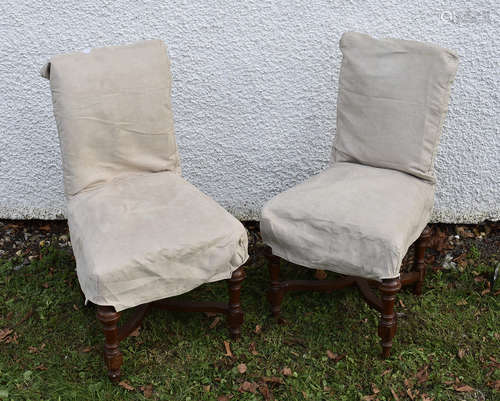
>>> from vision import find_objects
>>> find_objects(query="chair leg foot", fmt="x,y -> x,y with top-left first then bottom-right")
96,306 -> 123,383
267,251 -> 284,320
414,226 -> 432,295
227,267 -> 245,339
378,278 -> 401,358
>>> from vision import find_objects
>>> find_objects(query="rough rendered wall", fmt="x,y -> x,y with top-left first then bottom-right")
0,1 -> 498,222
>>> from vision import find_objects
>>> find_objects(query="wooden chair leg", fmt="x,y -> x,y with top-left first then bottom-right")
227,267 -> 245,339
267,251 -> 284,319
414,226 -> 432,295
96,306 -> 123,383
378,278 -> 401,358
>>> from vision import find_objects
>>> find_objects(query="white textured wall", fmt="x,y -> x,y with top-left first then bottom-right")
0,1 -> 498,222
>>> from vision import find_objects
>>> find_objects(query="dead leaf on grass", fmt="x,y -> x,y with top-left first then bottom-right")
237,363 -> 247,374
238,381 -> 258,393
416,365 -> 429,384
457,348 -> 465,359
129,326 -> 140,337
210,316 -> 222,329
223,340 -> 233,357
0,328 -> 13,342
453,384 -> 474,392
118,381 -> 135,391
254,325 -> 262,334
258,382 -> 274,400
249,342 -> 258,355
314,269 -> 327,280
326,350 -> 346,363
390,388 -> 400,400
141,384 -> 153,398
282,367 -> 292,376
262,376 -> 284,385
487,380 -> 500,391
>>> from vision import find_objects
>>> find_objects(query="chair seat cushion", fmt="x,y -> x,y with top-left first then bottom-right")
260,163 -> 434,281
67,172 -> 248,311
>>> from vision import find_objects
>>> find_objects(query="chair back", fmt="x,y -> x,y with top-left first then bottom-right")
42,40 -> 180,196
333,32 -> 459,182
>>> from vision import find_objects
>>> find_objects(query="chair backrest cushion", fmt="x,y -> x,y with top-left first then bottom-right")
42,40 -> 180,196
332,32 -> 458,182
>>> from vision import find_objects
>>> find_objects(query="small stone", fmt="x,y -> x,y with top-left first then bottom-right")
59,235 -> 68,242
15,250 -> 23,257
28,255 -> 38,262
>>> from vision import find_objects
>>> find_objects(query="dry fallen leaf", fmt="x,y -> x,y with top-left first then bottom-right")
217,395 -> 232,401
262,376 -> 284,385
282,367 -> 292,376
210,316 -> 222,329
258,382 -> 273,400
481,288 -> 490,296
254,325 -> 262,334
0,328 -> 13,342
314,269 -> 327,280
237,363 -> 247,374
238,381 -> 258,393
223,340 -> 233,357
202,385 -> 210,392
141,384 -> 153,398
453,384 -> 474,392
487,380 -> 500,391
118,381 -> 135,391
457,348 -> 465,359
456,299 -> 467,306
249,342 -> 258,355
326,350 -> 346,362
390,388 -> 400,401
81,346 -> 92,353
416,366 -> 429,384
35,364 -> 48,371
4,332 -> 18,344
129,327 -> 140,337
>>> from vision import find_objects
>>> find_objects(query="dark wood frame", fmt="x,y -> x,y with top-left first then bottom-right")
96,267 -> 245,382
266,226 -> 433,358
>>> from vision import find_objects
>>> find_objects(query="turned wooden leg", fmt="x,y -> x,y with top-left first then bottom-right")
96,306 -> 123,383
414,225 -> 432,295
227,267 -> 245,339
266,249 -> 284,320
378,278 -> 401,358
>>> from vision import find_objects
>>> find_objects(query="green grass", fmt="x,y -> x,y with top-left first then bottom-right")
0,235 -> 498,400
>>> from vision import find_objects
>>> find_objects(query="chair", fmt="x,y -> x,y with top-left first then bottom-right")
41,40 -> 248,381
260,32 -> 458,357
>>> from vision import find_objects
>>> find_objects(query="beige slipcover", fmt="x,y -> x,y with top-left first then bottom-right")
261,32 -> 458,281
42,40 -> 248,311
